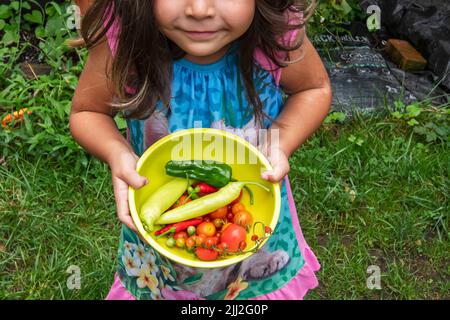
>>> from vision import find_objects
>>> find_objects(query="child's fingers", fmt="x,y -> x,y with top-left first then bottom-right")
261,170 -> 283,184
112,176 -> 138,232
122,170 -> 149,190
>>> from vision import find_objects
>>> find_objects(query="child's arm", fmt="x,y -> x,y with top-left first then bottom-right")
69,39 -> 147,231
261,30 -> 332,183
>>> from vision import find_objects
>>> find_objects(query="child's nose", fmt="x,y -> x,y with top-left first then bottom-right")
185,0 -> 215,19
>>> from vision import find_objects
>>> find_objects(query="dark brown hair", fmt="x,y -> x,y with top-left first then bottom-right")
81,0 -> 316,127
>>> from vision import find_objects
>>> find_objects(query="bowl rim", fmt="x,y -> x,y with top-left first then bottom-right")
128,128 -> 281,268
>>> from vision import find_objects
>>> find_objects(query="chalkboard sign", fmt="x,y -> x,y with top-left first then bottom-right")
314,34 -> 418,114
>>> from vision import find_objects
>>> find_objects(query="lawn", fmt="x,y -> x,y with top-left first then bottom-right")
0,0 -> 449,300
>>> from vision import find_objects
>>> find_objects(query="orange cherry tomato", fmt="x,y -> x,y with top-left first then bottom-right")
231,203 -> 246,215
186,237 -> 196,250
196,222 -> 216,237
195,247 -> 219,261
233,210 -> 253,230
191,235 -> 202,246
209,206 -> 228,219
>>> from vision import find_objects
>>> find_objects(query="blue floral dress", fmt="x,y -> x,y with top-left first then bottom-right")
105,28 -> 319,300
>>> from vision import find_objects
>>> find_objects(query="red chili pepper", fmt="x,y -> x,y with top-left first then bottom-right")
155,218 -> 203,237
196,182 -> 218,196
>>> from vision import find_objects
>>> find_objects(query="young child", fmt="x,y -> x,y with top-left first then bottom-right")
70,0 -> 331,300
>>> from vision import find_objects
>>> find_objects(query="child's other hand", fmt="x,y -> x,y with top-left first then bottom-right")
260,146 -> 290,185
110,151 -> 149,232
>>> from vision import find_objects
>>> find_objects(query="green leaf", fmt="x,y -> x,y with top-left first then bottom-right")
24,10 -> 43,24
407,119 -> 419,126
406,103 -> 421,118
391,111 -> 403,119
114,115 -> 127,130
2,29 -> 19,44
0,5 -> 11,19
21,1 -> 31,10
0,19 -> 5,30
340,0 -> 353,15
11,1 -> 20,11
35,26 -> 46,38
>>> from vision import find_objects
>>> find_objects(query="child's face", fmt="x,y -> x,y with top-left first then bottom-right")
154,0 -> 255,63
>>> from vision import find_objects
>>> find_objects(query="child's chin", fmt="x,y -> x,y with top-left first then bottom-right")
181,42 -> 230,62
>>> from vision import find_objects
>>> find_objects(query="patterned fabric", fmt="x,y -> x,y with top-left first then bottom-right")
105,15 -> 319,300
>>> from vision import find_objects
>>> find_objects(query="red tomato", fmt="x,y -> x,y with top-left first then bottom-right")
233,210 -> 253,230
209,206 -> 228,219
173,231 -> 188,240
196,222 -> 216,237
219,223 -> 247,252
217,242 -> 228,254
195,247 -> 219,261
204,237 -> 218,249
226,213 -> 234,221
239,241 -> 247,251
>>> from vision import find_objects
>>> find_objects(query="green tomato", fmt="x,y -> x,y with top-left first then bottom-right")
166,237 -> 176,248
187,226 -> 196,236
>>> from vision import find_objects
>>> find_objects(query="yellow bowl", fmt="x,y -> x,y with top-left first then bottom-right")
128,128 -> 281,268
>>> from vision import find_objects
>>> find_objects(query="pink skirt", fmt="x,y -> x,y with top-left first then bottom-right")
106,176 -> 321,300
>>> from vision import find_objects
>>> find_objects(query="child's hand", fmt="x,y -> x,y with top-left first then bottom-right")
110,150 -> 149,232
260,146 -> 290,185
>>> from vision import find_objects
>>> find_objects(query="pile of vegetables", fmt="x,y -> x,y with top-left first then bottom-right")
138,160 -> 273,261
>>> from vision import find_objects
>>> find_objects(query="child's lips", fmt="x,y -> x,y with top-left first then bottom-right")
184,30 -> 219,40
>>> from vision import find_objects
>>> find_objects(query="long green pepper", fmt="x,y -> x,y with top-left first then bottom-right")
155,181 -> 271,225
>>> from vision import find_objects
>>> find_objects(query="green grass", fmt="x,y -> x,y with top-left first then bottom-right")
291,114 -> 449,299
1,111 -> 448,299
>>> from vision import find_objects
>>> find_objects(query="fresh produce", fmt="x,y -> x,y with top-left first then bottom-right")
140,177 -> 188,231
155,181 -> 270,225
232,210 -> 253,231
209,206 -> 228,219
170,194 -> 192,209
154,218 -> 202,237
165,160 -> 232,188
157,197 -> 273,261
195,247 -> 219,261
187,225 -> 196,236
196,183 -> 219,195
173,231 -> 188,240
166,238 -> 175,248
176,237 -> 186,248
196,222 -> 216,237
219,223 -> 247,252
186,182 -> 219,200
